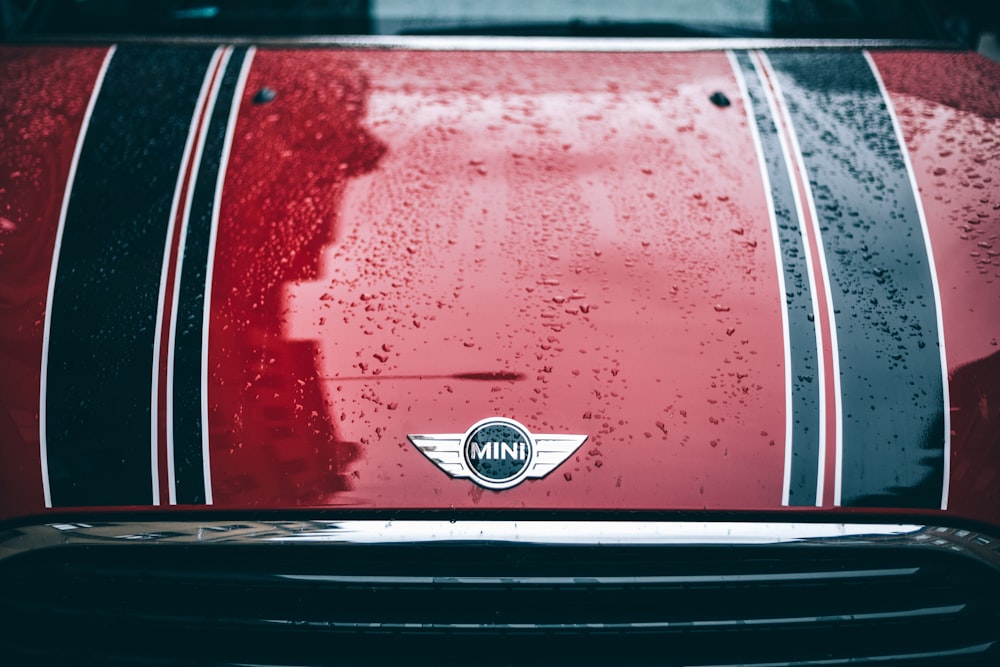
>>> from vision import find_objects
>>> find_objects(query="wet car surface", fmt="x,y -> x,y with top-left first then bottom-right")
1,1 -> 1000,665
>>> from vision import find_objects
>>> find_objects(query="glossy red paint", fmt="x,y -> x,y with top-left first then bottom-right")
871,51 -> 1000,527
3,46 -> 999,528
210,50 -> 788,511
208,49 -> 379,507
0,46 -> 109,520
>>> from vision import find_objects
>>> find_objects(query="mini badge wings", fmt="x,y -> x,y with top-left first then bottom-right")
408,417 -> 587,490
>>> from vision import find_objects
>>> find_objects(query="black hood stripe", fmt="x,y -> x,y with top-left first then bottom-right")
42,44 -> 218,507
757,51 -> 843,509
163,46 -> 228,505
766,50 -> 947,509
169,45 -> 253,506
155,46 -> 226,507
730,51 -> 824,507
39,46 -> 116,509
864,51 -> 951,511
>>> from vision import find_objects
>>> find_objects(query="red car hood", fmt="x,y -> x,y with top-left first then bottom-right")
1,43 -> 998,528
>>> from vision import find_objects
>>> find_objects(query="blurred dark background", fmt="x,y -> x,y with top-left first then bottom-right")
1,0 -> 998,51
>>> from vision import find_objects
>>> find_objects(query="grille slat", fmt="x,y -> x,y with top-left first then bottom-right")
274,567 -> 923,585
8,600 -> 969,632
697,642 -> 998,667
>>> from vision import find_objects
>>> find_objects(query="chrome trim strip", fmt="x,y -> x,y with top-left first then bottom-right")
2,520 -> 998,567
12,35 -> 959,51
261,520 -> 921,544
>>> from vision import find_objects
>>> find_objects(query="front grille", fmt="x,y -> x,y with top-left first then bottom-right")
1,521 -> 998,666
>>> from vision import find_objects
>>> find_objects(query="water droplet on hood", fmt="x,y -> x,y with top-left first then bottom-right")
709,91 -> 731,107
253,87 -> 277,104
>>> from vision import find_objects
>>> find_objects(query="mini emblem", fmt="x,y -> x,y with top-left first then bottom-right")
408,417 -> 587,490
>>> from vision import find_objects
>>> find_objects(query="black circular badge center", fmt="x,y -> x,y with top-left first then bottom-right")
465,422 -> 532,483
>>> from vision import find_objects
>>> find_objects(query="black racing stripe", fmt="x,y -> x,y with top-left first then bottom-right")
172,46 -> 248,504
46,45 -> 217,507
735,52 -> 822,507
766,51 -> 945,508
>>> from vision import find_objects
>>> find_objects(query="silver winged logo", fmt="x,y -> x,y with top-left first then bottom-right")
408,417 -> 587,490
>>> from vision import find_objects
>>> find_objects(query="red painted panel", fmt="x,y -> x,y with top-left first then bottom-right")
210,50 -> 787,510
871,51 -> 1000,527
208,49 -> 380,507
0,46 -> 109,522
